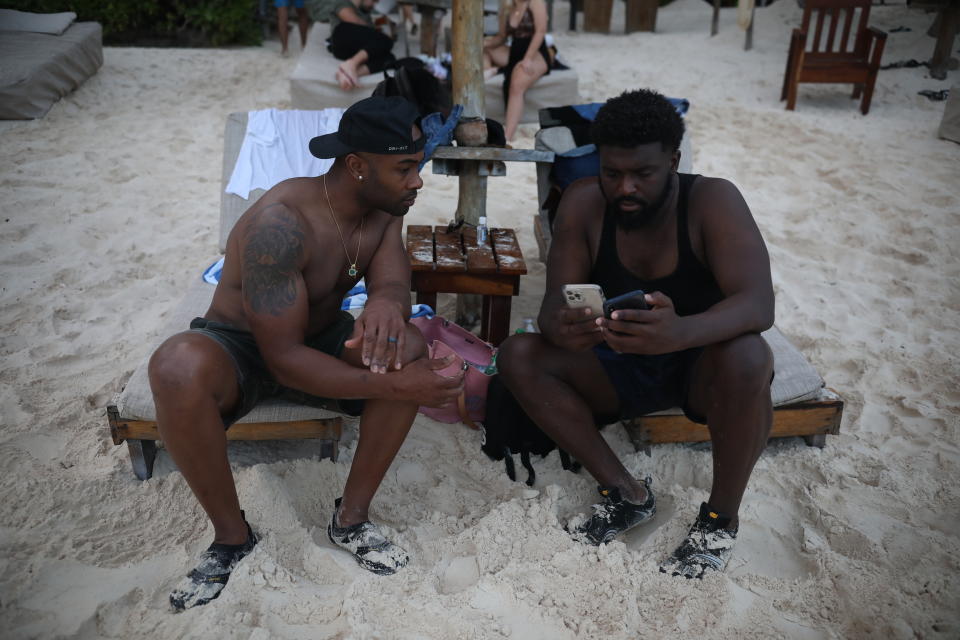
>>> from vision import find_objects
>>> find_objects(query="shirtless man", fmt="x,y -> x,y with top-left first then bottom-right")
496,89 -> 775,578
149,96 -> 464,611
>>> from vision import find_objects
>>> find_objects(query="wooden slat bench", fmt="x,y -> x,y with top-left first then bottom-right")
407,224 -> 527,346
623,388 -> 843,453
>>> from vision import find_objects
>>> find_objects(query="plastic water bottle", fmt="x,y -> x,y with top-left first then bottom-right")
476,216 -> 488,246
515,317 -> 538,335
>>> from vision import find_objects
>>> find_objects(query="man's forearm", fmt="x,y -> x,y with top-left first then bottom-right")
270,345 -> 399,401
366,280 -> 412,320
680,293 -> 774,349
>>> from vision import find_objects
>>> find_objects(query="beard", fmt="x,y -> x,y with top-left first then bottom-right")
603,175 -> 674,231
386,190 -> 418,217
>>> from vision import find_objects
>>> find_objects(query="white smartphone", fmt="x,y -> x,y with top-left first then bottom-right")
561,284 -> 606,314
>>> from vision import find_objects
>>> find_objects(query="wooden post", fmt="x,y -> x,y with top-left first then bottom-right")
451,0 -> 486,227
929,4 -> 959,81
569,0 -> 580,31
419,6 -> 441,57
451,0 -> 487,325
584,0 -> 614,33
626,0 -> 658,33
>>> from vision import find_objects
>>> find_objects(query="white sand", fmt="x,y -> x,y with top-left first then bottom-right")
2,1 -> 958,638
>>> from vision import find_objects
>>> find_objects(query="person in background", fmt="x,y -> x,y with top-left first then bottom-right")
328,0 -> 395,90
399,2 -> 417,36
276,0 -> 311,57
482,0 -> 553,141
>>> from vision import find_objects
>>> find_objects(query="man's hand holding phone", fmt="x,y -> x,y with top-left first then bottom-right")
598,290 -> 691,355
550,284 -> 605,351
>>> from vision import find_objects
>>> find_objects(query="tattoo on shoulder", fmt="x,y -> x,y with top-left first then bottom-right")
242,204 -> 306,316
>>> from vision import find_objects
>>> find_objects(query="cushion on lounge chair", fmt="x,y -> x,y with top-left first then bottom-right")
0,9 -> 77,35
220,112 -> 264,252
113,279 -> 340,424
642,326 -> 825,418
0,20 -> 103,119
484,68 -> 581,126
289,22 -> 580,125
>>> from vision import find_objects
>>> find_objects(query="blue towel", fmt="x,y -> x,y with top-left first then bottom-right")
341,279 -> 434,318
202,256 -> 224,285
420,104 -> 463,171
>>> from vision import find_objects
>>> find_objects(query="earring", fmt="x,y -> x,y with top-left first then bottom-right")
357,175 -> 364,181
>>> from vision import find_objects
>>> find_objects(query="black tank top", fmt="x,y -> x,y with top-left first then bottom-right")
589,173 -> 724,317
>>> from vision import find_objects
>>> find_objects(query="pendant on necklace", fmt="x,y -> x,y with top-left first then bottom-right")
348,265 -> 358,277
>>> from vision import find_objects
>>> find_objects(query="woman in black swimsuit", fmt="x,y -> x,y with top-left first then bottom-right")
482,0 -> 552,141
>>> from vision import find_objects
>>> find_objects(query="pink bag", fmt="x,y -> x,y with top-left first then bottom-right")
410,315 -> 496,428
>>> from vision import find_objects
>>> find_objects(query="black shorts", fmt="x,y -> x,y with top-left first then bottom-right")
592,343 -> 707,424
189,311 -> 364,427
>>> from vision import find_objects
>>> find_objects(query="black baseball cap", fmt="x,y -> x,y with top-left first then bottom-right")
309,96 -> 425,159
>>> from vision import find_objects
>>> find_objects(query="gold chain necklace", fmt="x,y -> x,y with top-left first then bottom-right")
323,173 -> 364,278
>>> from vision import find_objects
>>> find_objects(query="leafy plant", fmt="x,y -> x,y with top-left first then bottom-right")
3,0 -> 262,46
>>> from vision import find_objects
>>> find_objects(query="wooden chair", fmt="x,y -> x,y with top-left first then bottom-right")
781,0 -> 887,115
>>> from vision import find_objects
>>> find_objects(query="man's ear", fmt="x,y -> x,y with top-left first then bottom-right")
344,153 -> 369,181
671,149 -> 681,172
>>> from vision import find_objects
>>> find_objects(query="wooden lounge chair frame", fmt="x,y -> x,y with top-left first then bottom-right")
781,0 -> 887,115
108,406 -> 342,481
622,388 -> 843,454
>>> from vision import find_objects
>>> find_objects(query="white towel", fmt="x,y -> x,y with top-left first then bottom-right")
225,108 -> 345,199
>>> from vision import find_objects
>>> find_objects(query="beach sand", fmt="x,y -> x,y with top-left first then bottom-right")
1,0 -> 958,637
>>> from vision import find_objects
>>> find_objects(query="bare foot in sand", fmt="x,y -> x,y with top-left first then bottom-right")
336,64 -> 358,91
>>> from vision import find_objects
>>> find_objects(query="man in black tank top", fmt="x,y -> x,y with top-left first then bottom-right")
497,90 -> 775,578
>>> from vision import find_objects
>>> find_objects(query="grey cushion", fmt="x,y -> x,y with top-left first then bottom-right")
485,67 -> 581,126
0,9 -> 76,35
220,112 -> 264,252
114,279 -> 340,423
646,326 -> 825,416
289,22 -> 581,125
0,21 -> 102,120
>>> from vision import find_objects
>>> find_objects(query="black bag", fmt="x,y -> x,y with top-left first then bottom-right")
372,57 -> 452,118
481,375 -> 580,486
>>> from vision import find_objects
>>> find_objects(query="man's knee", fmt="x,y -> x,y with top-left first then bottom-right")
707,334 -> 773,395
496,332 -> 546,379
400,322 -> 427,364
148,334 -> 226,399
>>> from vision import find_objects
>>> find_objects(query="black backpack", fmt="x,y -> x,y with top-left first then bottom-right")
372,57 -> 452,118
480,375 -> 581,486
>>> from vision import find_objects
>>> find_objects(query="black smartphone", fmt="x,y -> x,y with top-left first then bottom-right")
603,289 -> 650,318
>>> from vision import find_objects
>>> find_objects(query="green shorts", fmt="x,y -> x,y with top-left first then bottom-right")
189,311 -> 364,427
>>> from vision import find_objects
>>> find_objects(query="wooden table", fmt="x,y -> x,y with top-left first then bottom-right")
407,224 -> 527,345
